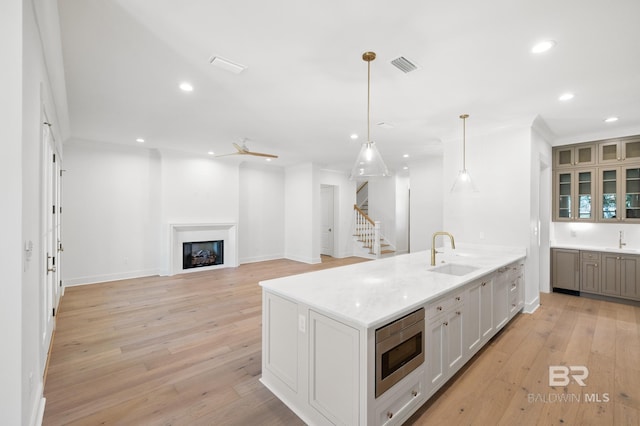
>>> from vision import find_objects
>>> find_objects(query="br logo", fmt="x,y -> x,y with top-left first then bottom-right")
548,366 -> 589,387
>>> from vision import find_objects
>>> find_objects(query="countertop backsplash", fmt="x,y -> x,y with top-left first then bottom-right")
551,222 -> 640,250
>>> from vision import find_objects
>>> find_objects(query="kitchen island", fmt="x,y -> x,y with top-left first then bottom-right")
260,245 -> 526,425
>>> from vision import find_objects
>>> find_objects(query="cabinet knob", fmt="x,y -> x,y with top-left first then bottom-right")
455,296 -> 461,301
411,390 -> 418,397
481,282 -> 487,287
437,306 -> 443,311
443,321 -> 449,326
595,264 -> 598,267
456,311 -> 461,316
387,411 -> 394,419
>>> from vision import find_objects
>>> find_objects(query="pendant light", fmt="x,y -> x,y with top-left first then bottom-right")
450,114 -> 478,193
349,51 -> 389,179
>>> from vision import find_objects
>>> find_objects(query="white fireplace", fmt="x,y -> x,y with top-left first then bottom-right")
168,223 -> 238,275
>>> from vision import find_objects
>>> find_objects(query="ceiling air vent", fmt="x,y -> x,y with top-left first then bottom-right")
390,56 -> 419,73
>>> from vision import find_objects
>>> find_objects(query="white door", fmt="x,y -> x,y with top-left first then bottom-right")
320,185 -> 335,256
41,121 -> 59,369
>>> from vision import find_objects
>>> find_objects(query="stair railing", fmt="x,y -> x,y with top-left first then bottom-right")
353,204 -> 381,256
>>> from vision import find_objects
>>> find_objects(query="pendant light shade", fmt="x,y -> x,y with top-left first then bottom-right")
451,114 -> 478,193
350,52 -> 389,179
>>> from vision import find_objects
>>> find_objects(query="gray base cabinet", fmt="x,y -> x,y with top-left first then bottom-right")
602,254 -> 640,299
552,248 -> 640,302
551,249 -> 580,291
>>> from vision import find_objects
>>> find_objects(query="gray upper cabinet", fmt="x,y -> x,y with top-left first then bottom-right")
598,136 -> 640,164
553,135 -> 640,222
554,143 -> 596,168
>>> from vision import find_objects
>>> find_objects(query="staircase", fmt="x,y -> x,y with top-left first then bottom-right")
353,204 -> 396,259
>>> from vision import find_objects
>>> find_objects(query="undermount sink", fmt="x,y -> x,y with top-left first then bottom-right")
429,263 -> 480,276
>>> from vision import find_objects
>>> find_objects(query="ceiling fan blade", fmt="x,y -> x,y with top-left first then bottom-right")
232,142 -> 248,153
246,151 -> 279,158
213,152 -> 240,158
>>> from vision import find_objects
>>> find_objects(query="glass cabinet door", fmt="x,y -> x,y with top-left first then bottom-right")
623,139 -> 640,161
557,172 -> 572,220
577,170 -> 594,220
625,167 -> 640,220
599,141 -> 621,163
599,168 -> 619,221
575,145 -> 595,166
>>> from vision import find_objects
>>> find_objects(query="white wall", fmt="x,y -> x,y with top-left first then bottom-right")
284,163 -> 320,263
1,0 -> 67,423
1,1 -> 24,424
63,141 -> 162,284
444,126 -> 531,246
239,162 -> 285,263
395,174 -> 410,254
443,123 -> 543,313
368,176 -> 398,247
530,118 -> 553,302
409,156 -> 444,252
63,142 -> 242,283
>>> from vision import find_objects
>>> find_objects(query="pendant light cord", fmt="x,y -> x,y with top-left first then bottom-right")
367,58 -> 371,142
460,114 -> 469,171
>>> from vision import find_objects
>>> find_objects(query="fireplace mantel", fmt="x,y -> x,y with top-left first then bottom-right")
168,222 -> 238,276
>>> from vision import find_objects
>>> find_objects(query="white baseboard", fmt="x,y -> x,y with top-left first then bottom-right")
64,269 -> 159,286
524,296 -> 541,314
239,254 -> 285,264
284,254 -> 321,264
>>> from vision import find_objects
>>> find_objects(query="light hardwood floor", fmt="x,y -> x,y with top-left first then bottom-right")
43,257 -> 640,425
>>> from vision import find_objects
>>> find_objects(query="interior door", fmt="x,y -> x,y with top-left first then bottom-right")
42,121 -> 58,369
320,185 -> 335,256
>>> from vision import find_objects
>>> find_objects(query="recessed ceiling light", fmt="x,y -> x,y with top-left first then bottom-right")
350,134 -> 359,140
136,138 -> 145,143
403,154 -> 409,158
266,158 -> 272,162
604,116 -> 619,123
558,93 -> 574,101
403,166 -> 409,170
531,40 -> 556,54
207,151 -> 215,155
179,82 -> 194,92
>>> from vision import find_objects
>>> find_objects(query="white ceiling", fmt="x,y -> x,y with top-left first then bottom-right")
56,0 -> 640,172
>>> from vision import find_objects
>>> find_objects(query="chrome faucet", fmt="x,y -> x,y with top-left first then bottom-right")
619,230 -> 626,249
431,232 -> 456,266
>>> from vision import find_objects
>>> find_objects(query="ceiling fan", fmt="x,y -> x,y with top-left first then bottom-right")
215,139 -> 278,159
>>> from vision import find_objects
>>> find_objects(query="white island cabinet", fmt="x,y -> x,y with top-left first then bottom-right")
260,246 -> 526,425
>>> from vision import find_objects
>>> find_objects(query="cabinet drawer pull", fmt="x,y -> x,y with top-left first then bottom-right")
481,281 -> 487,287
412,390 -> 418,397
436,306 -> 443,311
387,411 -> 393,419
443,321 -> 449,326
455,296 -> 461,301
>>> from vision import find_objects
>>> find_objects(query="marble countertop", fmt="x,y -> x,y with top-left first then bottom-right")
550,243 -> 640,255
260,244 -> 526,329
